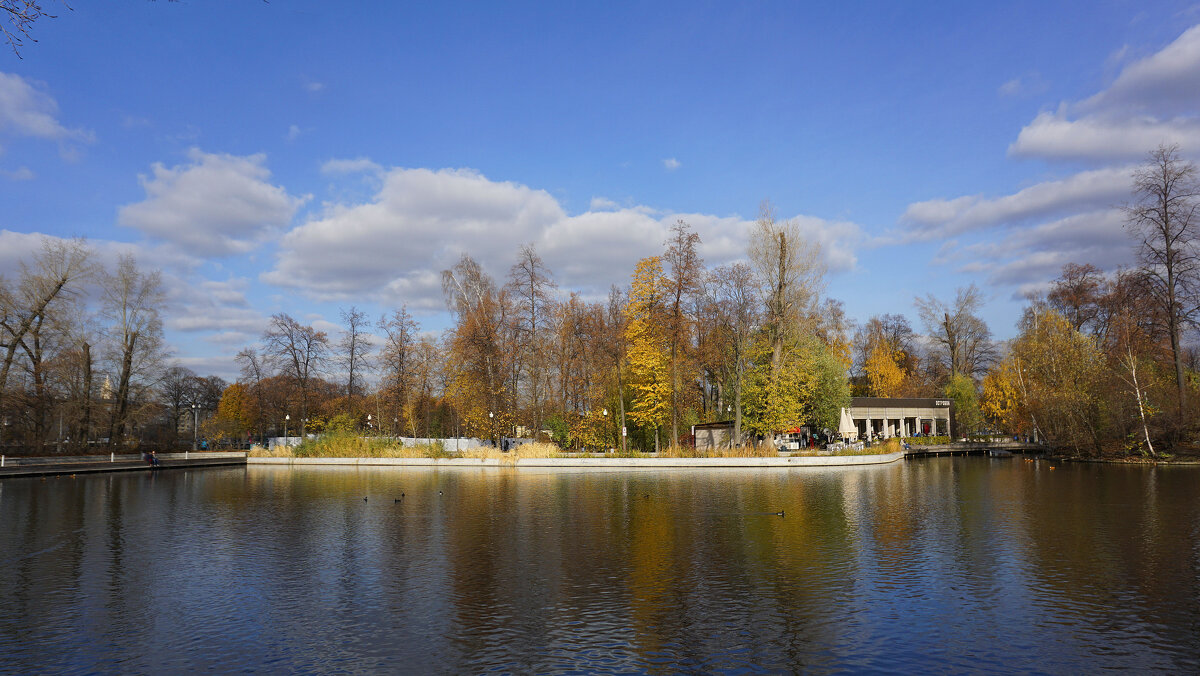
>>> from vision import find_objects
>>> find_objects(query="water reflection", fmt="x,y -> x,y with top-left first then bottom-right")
1,459 -> 1198,673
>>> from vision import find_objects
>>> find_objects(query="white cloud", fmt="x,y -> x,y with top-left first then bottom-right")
0,72 -> 93,143
900,166 -> 1132,240
321,157 -> 383,175
998,73 -> 1046,98
1,166 -> 34,180
304,80 -> 325,93
947,209 -> 1134,298
118,148 -> 307,257
265,168 -> 863,308
1010,24 -> 1200,159
1011,110 -> 1200,159
589,196 -> 619,210
286,124 -> 302,141
663,157 -> 681,171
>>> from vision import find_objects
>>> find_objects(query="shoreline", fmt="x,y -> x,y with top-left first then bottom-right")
246,453 -> 906,468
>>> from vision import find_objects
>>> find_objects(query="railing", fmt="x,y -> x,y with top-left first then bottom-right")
0,451 -> 247,467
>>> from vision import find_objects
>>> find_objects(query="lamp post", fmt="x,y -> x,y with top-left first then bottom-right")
489,411 -> 495,448
284,414 -> 290,443
367,414 -> 372,435
192,403 -> 199,451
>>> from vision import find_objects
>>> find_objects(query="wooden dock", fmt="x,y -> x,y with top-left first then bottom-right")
903,442 -> 1044,458
0,452 -> 247,479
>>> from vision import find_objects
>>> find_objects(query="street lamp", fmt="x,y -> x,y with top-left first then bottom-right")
192,403 -> 199,451
284,414 -> 290,442
489,411 -> 495,447
602,408 -> 609,453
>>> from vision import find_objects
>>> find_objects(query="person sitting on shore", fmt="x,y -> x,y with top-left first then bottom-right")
149,450 -> 161,468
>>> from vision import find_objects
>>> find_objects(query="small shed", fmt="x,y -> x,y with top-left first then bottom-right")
692,421 -> 735,451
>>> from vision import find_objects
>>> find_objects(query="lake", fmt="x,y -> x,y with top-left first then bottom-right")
2,458 -> 1198,673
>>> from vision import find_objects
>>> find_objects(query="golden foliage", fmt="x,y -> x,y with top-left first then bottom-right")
864,345 -> 906,397
625,257 -> 672,432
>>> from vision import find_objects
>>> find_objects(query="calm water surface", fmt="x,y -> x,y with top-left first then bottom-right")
2,458 -> 1199,673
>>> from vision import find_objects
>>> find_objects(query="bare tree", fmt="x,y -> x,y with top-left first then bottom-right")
1,0 -> 64,56
378,306 -> 419,434
605,285 -> 629,453
0,238 -> 93,417
161,365 -> 199,434
1047,263 -> 1107,334
506,244 -> 556,435
749,200 -> 825,379
100,254 -> 165,445
338,306 -> 372,408
663,220 -> 703,448
263,313 -> 329,435
915,284 -> 995,380
1124,143 -> 1200,415
711,263 -> 757,443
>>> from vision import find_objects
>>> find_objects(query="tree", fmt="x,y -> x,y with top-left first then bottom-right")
710,263 -> 758,443
101,254 -> 166,445
944,373 -> 981,438
263,313 -> 329,436
506,244 -> 556,435
378,306 -> 420,434
1,0 -> 63,56
1124,143 -> 1199,417
746,201 -> 826,442
749,201 -> 825,377
625,256 -> 671,451
915,284 -> 995,380
1047,263 -> 1106,334
743,335 -> 846,438
984,308 -> 1106,454
663,220 -> 704,448
161,365 -> 199,434
338,305 -> 372,408
214,382 -> 257,439
442,254 -> 511,440
864,345 -> 906,397
0,238 -> 93,418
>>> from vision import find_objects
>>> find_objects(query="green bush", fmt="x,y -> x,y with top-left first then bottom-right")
907,435 -> 950,446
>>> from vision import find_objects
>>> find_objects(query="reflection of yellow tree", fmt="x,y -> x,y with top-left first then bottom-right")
628,491 -> 675,658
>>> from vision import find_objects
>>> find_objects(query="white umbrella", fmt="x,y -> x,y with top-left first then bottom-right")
838,407 -> 857,441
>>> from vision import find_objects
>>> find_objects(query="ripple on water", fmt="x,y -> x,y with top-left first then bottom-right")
1,462 -> 1199,673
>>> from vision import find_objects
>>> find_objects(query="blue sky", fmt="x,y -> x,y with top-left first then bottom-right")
3,1 -> 1199,379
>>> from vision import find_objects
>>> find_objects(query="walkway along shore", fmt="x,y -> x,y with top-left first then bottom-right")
246,453 -> 906,468
0,443 -> 1055,479
0,452 -> 248,479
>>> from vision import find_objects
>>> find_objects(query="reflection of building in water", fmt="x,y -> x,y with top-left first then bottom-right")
849,397 -> 952,438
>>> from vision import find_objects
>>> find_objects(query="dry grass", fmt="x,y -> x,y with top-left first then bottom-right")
832,437 -> 903,456
264,432 -> 453,458
462,442 -> 563,462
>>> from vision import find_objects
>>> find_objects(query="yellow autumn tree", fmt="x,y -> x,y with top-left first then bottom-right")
981,360 -> 1023,432
864,345 -> 906,397
214,382 -> 257,439
625,256 -> 671,451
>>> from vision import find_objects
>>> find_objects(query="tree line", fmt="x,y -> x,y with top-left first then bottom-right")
0,243 -> 189,451
3,144 -> 1196,455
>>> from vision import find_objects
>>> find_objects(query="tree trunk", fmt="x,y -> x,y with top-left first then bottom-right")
109,331 -> 138,445
81,342 -> 92,448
